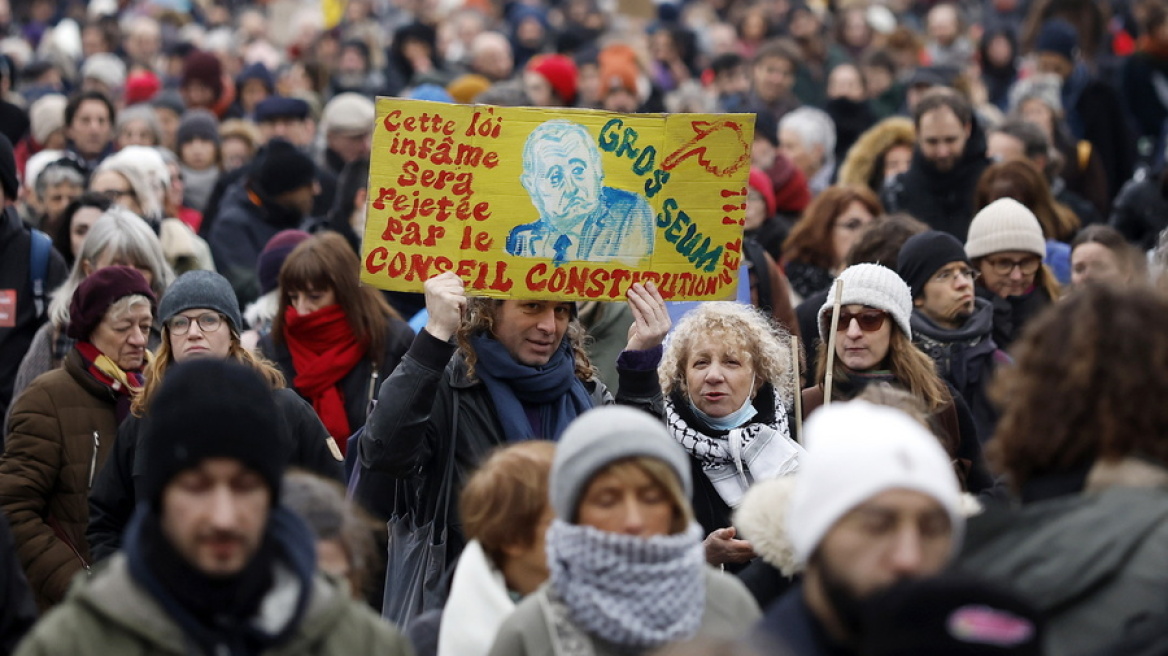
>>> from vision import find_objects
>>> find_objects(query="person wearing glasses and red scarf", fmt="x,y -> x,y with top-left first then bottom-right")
800,263 -> 994,495
0,266 -> 154,609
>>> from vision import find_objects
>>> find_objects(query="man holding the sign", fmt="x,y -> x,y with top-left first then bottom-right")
507,120 -> 655,267
360,272 -> 669,571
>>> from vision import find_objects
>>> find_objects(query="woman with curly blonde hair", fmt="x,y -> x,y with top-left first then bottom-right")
659,302 -> 804,567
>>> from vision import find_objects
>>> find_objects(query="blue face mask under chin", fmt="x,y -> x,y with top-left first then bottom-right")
688,382 -> 757,431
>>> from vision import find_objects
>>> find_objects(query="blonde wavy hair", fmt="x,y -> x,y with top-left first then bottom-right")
659,302 -> 794,404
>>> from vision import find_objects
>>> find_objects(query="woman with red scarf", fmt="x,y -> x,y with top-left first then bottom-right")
0,266 -> 155,609
259,232 -> 413,455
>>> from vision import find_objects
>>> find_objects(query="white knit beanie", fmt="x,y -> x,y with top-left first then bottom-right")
786,401 -> 964,565
964,198 -> 1046,260
817,263 -> 913,341
81,53 -> 127,91
29,95 -> 67,146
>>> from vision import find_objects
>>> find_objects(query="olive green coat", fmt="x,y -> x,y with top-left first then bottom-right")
14,554 -> 415,656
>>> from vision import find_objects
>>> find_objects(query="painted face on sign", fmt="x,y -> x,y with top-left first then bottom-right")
521,127 -> 603,232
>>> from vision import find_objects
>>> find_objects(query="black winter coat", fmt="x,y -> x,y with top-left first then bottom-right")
359,330 -> 663,573
0,207 -> 67,419
0,513 -> 36,653
975,285 -> 1052,352
910,299 -> 1007,445
882,124 -> 991,241
86,388 -> 344,562
1109,173 -> 1168,250
207,184 -> 309,311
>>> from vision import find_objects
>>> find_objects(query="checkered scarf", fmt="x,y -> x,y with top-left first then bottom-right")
546,520 -> 705,653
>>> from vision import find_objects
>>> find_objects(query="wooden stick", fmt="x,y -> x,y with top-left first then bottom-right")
791,335 -> 803,443
823,281 -> 844,406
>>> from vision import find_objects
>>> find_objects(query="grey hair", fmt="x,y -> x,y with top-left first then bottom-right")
48,207 -> 174,327
104,293 -> 154,324
93,148 -> 166,220
116,104 -> 163,146
1008,73 -> 1064,116
780,107 -> 837,167
34,162 -> 85,198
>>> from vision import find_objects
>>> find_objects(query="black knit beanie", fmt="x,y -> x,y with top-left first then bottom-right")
250,138 -> 315,198
176,109 -> 220,147
896,231 -> 971,300
140,359 -> 289,507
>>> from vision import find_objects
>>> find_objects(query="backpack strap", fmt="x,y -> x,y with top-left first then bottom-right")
28,228 -> 52,320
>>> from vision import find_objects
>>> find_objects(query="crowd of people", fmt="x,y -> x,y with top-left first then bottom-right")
2,0 -> 1168,653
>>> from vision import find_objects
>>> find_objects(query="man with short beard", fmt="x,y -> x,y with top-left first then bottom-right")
753,401 -> 964,655
897,231 -> 1007,443
15,359 -> 414,655
882,87 -> 990,241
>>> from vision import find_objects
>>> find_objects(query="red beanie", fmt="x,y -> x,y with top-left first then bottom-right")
182,51 -> 224,97
768,153 -> 812,214
749,167 -> 776,217
528,54 -> 578,105
125,71 -> 161,106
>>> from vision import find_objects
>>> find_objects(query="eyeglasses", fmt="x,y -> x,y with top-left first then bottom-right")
823,309 -> 888,333
167,313 -> 225,335
97,188 -> 136,203
932,267 -> 981,284
983,255 -> 1041,276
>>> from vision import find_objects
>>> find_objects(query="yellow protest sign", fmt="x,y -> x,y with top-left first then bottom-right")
361,98 -> 755,301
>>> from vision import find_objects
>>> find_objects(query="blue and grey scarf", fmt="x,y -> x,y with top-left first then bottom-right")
546,520 -> 705,653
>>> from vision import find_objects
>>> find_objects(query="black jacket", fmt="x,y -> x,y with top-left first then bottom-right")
752,583 -> 856,656
882,123 -> 991,241
0,512 -> 36,654
208,185 -> 315,311
1109,173 -> 1168,250
359,329 -> 663,572
975,285 -> 1052,352
911,299 -> 1007,444
0,207 -> 67,419
199,162 -> 337,242
86,388 -> 344,562
257,318 -> 415,438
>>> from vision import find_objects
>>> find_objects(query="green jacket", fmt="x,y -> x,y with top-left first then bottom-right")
956,459 -> 1168,656
487,567 -> 760,656
15,554 -> 415,656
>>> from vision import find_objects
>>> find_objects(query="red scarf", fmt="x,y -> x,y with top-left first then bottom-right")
75,341 -> 146,423
283,305 -> 366,452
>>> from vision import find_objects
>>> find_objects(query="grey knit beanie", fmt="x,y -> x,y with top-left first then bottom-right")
158,270 -> 243,334
551,406 -> 692,522
964,198 -> 1046,260
817,263 -> 914,341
